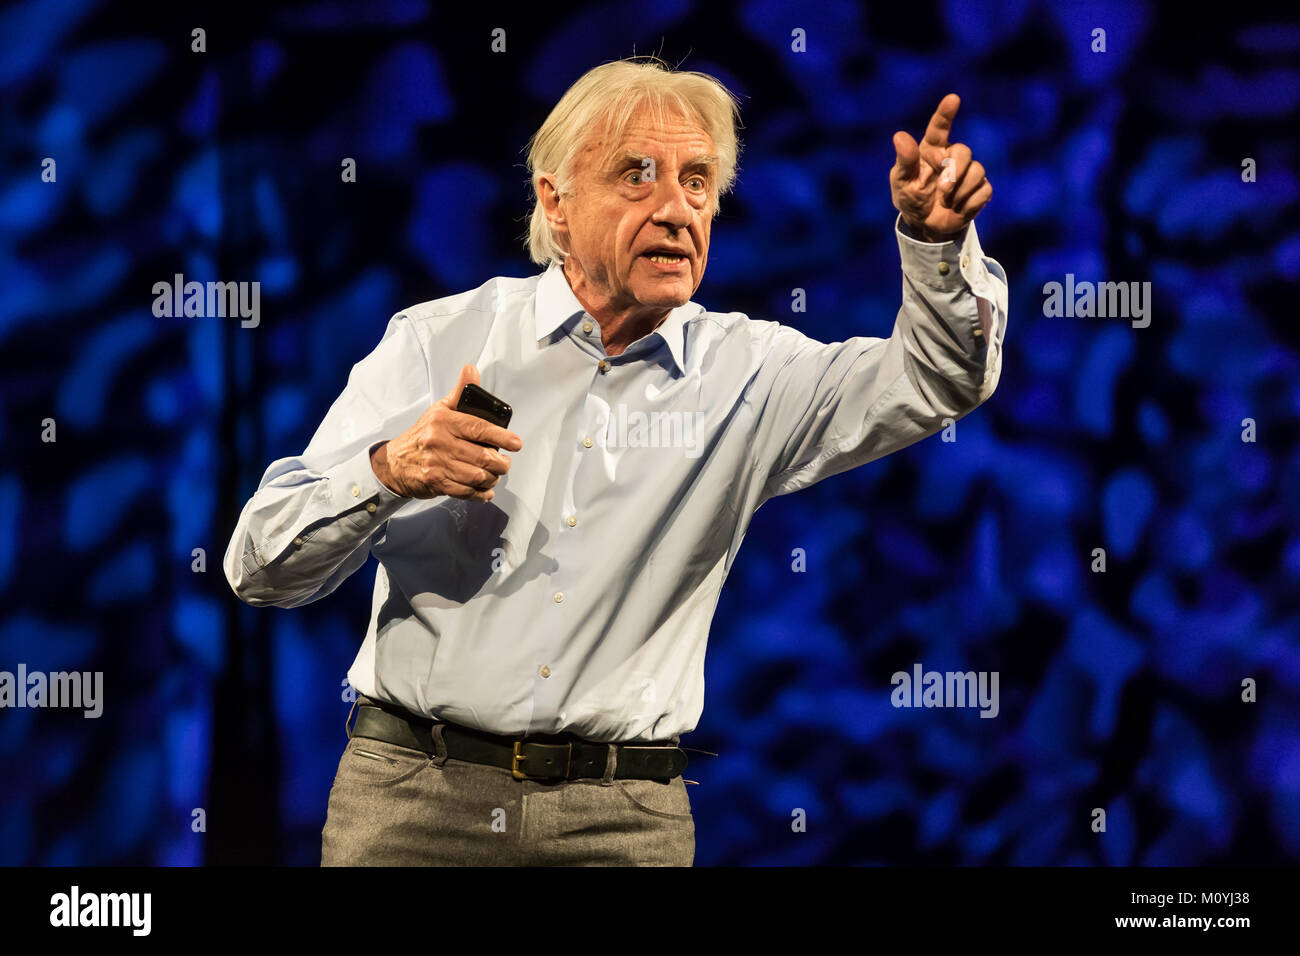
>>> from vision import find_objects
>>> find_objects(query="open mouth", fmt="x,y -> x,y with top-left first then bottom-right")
641,251 -> 688,269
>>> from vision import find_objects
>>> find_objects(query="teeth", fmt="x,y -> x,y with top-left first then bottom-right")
648,254 -> 683,263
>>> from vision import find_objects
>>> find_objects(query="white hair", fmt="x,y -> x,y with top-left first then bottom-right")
522,55 -> 743,267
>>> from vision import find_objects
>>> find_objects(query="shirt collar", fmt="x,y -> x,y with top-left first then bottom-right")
534,260 -> 699,374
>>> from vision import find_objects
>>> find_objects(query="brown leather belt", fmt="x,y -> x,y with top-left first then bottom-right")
349,697 -> 689,781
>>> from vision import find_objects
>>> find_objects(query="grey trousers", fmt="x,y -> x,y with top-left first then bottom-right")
320,700 -> 695,866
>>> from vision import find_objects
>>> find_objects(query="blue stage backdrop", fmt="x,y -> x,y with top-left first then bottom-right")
2,0 -> 1298,865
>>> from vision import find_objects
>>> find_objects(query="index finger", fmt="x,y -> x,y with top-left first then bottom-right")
453,411 -> 522,451
922,93 -> 961,154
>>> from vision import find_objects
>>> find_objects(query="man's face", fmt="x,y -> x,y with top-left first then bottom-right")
549,103 -> 717,318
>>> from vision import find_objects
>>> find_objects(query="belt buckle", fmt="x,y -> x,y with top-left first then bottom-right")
512,739 -> 572,780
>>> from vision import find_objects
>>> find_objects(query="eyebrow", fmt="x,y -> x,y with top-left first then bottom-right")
608,151 -> 719,175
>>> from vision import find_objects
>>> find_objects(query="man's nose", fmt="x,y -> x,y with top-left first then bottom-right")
650,177 -> 692,230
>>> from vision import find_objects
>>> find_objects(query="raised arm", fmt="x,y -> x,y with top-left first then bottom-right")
745,93 -> 1006,501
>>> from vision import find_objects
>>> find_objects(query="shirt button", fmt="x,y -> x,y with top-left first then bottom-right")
597,360 -> 610,373
365,502 -> 377,513
582,436 -> 593,448
960,254 -> 969,269
566,515 -> 577,527
293,536 -> 304,547
539,665 -> 551,678
582,321 -> 593,334
938,261 -> 950,275
553,592 -> 564,604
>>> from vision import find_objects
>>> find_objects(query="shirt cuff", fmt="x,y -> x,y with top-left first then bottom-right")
894,212 -> 1001,346
327,441 -> 409,527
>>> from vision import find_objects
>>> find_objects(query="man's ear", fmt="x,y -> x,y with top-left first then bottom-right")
537,173 -> 567,232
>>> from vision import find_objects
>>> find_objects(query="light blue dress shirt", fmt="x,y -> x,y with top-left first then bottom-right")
224,213 -> 1008,743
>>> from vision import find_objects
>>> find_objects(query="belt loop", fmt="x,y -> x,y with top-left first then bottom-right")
344,697 -> 359,739
600,744 -> 618,786
430,722 -> 449,767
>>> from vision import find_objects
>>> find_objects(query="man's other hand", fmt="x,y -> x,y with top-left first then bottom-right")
370,364 -> 522,501
891,93 -> 992,242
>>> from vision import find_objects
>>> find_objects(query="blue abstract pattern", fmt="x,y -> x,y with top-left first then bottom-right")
1,0 -> 1297,865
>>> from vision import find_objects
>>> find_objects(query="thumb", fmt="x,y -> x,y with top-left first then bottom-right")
440,364 -> 481,408
892,131 -> 920,180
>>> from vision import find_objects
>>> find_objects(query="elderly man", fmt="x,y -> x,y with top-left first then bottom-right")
224,56 -> 1006,866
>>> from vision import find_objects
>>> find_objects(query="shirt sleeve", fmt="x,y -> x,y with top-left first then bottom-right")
748,212 -> 1008,502
223,313 -> 431,608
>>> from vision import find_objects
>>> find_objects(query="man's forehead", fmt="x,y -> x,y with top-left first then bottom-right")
622,114 -> 713,143
590,135 -> 716,171
580,107 -> 715,165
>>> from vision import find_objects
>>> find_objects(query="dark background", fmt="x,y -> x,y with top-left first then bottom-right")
2,0 -> 1298,865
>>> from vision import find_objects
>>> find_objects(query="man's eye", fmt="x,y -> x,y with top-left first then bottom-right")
626,171 -> 646,185
686,176 -> 706,190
